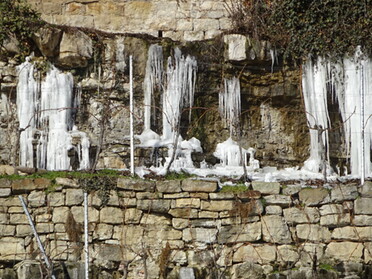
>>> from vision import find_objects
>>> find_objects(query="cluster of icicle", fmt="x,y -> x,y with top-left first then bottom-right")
139,45 -> 200,169
17,58 -> 90,170
302,48 -> 372,176
214,77 -> 259,170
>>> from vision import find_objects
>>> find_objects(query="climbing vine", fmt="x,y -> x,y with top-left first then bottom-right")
226,0 -> 372,60
0,0 -> 43,54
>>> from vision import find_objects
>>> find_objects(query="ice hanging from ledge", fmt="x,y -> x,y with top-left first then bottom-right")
17,59 -> 90,170
302,49 -> 372,176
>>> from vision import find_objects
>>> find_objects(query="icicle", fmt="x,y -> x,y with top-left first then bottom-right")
214,138 -> 246,167
302,57 -> 331,173
143,44 -> 163,131
16,59 -> 90,170
219,77 -> 241,137
162,48 -> 197,141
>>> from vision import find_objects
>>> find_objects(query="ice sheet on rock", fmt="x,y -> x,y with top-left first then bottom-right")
16,60 -> 90,170
137,129 -> 161,148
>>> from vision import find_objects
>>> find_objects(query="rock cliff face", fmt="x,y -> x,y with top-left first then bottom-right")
0,23 -> 308,170
0,175 -> 371,278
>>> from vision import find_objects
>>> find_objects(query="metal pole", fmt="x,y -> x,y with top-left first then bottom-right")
360,67 -> 365,185
129,55 -> 135,176
19,196 -> 56,279
84,192 -> 89,279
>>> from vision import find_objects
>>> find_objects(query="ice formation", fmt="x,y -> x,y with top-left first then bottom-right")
219,77 -> 241,137
143,44 -> 163,131
162,48 -> 197,141
214,137 -> 259,170
302,57 -> 330,173
17,59 -> 90,170
302,49 -> 372,177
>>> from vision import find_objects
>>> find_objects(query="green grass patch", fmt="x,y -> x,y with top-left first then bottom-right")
220,185 -> 249,193
319,264 -> 336,271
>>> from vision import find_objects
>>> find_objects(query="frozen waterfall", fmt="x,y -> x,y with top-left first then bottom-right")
302,49 -> 372,177
17,59 -> 90,170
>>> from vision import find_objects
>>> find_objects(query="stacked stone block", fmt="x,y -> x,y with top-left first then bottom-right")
0,177 -> 371,278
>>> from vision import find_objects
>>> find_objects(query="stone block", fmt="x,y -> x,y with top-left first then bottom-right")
332,226 -> 372,241
35,223 -> 53,234
325,242 -> 363,261
296,224 -> 331,242
0,179 -> 12,189
47,192 -> 65,206
209,192 -> 235,200
0,213 -> 7,223
319,204 -> 344,215
137,199 -> 171,213
252,181 -> 280,194
262,215 -> 292,244
172,218 -> 189,230
233,245 -> 276,264
0,165 -> 17,175
0,224 -> 15,236
320,214 -> 350,227
266,205 -> 282,215
0,237 -> 25,260
193,18 -> 219,31
218,222 -> 261,243
136,192 -> 160,200
10,214 -> 28,224
94,224 -> 113,240
173,198 -> 200,208
182,179 -> 217,192
55,177 -> 78,187
100,207 -> 123,224
230,262 -> 263,279
140,213 -> 171,226
282,184 -> 302,195
164,192 -> 190,199
277,245 -> 300,263
107,190 -> 120,206
168,208 -> 198,218
331,184 -> 358,202
265,195 -> 292,207
16,225 -> 32,237
352,215 -> 372,226
360,181 -> 372,197
170,250 -> 187,265
190,219 -> 219,228
237,190 -> 261,200
221,216 -> 242,226
93,244 -> 123,262
354,198 -> 372,214
190,192 -> 209,199
117,178 -> 155,192
12,179 -> 37,193
283,207 -> 320,224
58,30 -> 93,68
183,31 -> 205,41
28,191 -> 46,207
146,227 -> 182,241
198,211 -> 219,218
299,188 -> 330,206
8,207 -> 23,214
0,188 -> 11,197
183,228 -> 218,243
298,243 -> 326,266
113,226 -> 144,245
365,242 -> 372,262
156,180 -> 182,193
201,200 -> 234,211
124,208 -> 142,224
52,207 -> 69,223
224,34 -> 247,61
187,250 -> 214,267
65,189 -> 84,206
35,213 -> 52,223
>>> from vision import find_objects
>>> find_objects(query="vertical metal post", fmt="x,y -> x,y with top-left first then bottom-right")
84,192 -> 89,279
129,55 -> 135,176
360,67 -> 365,185
19,196 -> 56,279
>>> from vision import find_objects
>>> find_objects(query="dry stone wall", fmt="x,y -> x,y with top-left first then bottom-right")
26,0 -> 232,42
0,173 -> 371,278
